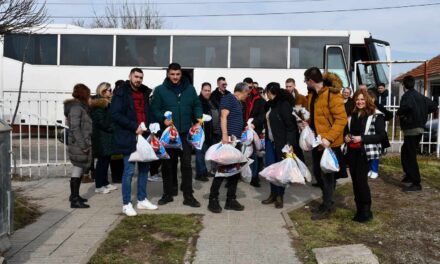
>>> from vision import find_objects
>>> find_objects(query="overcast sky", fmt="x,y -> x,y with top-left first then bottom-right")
46,0 -> 440,75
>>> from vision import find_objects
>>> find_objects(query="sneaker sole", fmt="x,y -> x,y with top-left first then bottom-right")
137,206 -> 158,210
224,206 -> 244,211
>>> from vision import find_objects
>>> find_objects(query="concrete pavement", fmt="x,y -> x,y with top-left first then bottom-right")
6,171 -> 322,264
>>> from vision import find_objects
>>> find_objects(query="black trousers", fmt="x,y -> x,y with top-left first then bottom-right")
401,134 -> 422,185
161,133 -> 193,196
312,147 -> 340,209
110,157 -> 123,183
150,159 -> 162,176
209,143 -> 241,200
347,148 -> 371,209
95,155 -> 111,188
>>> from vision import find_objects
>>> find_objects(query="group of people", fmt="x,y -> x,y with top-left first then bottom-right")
64,62 -> 437,223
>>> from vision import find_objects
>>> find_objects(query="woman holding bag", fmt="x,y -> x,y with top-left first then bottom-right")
344,89 -> 386,222
261,82 -> 299,208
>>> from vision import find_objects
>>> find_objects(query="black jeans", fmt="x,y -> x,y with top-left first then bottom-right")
95,155 -> 111,188
110,156 -> 123,183
312,147 -> 340,209
401,134 -> 422,185
161,133 -> 193,196
347,148 -> 371,209
209,143 -> 241,200
150,159 -> 162,176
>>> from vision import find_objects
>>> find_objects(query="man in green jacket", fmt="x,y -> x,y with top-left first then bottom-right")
151,63 -> 203,207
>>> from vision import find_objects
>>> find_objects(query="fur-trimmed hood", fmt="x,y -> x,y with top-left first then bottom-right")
322,72 -> 343,94
90,97 -> 110,109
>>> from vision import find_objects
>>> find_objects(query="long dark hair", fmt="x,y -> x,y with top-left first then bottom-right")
265,82 -> 295,107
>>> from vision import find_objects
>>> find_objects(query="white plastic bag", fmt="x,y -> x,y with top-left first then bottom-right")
299,126 -> 318,151
241,118 -> 255,146
128,135 -> 159,162
259,158 -> 304,186
241,143 -> 254,158
206,143 -> 247,165
320,147 -> 340,173
240,159 -> 254,183
294,157 -> 312,183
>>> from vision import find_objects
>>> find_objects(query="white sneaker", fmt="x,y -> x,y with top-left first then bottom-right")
105,184 -> 118,191
370,172 -> 378,179
122,203 -> 137,216
137,199 -> 158,210
148,174 -> 162,182
368,171 -> 373,178
95,187 -> 110,194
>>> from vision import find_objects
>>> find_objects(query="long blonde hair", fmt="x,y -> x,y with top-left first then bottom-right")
96,82 -> 111,97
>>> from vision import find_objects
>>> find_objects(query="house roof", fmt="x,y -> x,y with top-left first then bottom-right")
395,54 -> 440,81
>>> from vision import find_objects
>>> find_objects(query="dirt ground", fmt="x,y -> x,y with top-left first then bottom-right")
290,156 -> 440,264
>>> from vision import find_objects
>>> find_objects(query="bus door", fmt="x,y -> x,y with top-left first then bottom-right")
324,45 -> 351,89
182,68 -> 194,85
353,38 -> 391,98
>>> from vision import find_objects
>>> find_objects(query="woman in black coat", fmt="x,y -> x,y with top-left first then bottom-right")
91,82 -> 118,194
261,82 -> 299,208
344,89 -> 386,222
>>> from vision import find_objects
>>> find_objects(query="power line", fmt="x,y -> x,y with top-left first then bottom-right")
47,2 -> 440,18
43,0 -> 324,5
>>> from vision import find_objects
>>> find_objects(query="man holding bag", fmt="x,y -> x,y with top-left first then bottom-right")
304,67 -> 347,220
151,63 -> 203,207
207,82 -> 249,213
111,68 -> 158,217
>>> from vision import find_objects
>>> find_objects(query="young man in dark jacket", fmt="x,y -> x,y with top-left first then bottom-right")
111,68 -> 158,216
210,77 -> 230,141
151,63 -> 203,207
243,77 -> 266,187
397,75 -> 438,192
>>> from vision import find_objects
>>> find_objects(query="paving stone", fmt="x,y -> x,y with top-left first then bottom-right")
313,244 -> 379,264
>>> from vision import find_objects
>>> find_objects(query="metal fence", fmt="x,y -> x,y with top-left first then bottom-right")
0,92 -> 439,179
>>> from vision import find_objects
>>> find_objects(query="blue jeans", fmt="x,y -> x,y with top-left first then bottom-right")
265,140 -> 285,195
195,144 -> 208,177
370,159 -> 379,173
122,155 -> 149,205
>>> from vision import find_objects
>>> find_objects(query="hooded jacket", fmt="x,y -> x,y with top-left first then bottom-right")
90,97 -> 113,157
307,72 -> 348,148
64,99 -> 93,169
110,81 -> 152,155
151,76 -> 203,133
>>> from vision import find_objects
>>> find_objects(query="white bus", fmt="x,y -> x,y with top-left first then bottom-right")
0,24 -> 391,125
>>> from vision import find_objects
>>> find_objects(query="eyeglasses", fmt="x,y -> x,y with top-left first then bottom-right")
106,88 -> 112,93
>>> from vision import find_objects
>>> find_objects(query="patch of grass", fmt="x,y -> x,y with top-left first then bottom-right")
89,214 -> 203,264
14,193 -> 41,231
380,155 -> 440,189
289,184 -> 394,264
289,155 -> 440,264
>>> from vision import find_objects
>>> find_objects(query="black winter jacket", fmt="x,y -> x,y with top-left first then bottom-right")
264,96 -> 299,159
110,81 -> 152,155
397,89 -> 438,131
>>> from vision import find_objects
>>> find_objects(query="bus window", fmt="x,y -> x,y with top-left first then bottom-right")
365,38 -> 391,88
4,34 -> 57,65
173,36 -> 227,68
116,36 -> 170,67
61,35 -> 113,66
231,37 -> 287,68
290,36 -> 349,69
325,45 -> 350,88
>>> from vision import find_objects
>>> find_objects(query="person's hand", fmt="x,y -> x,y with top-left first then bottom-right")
221,136 -> 230,144
298,121 -> 308,130
136,127 -> 144,135
352,136 -> 362,143
164,119 -> 172,126
321,138 -> 331,148
247,124 -> 255,130
344,134 -> 352,143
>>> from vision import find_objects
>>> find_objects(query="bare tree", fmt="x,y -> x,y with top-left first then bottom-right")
91,0 -> 163,29
72,18 -> 86,28
0,0 -> 49,35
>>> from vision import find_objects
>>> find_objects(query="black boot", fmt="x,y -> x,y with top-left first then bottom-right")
183,193 -> 201,208
353,204 -> 372,223
158,194 -> 174,205
208,198 -> 222,213
69,179 -> 88,203
224,199 -> 244,211
70,178 -> 90,209
262,193 -> 276,204
352,201 -> 361,221
274,195 -> 283,209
